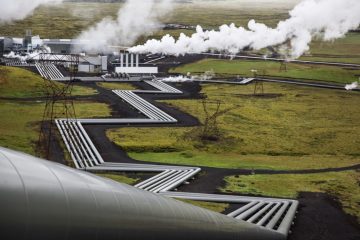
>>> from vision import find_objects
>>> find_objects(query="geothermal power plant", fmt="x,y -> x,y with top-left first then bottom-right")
1,0 -> 360,239
0,31 -> 301,240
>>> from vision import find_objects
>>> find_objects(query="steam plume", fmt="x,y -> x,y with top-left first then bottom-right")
345,81 -> 359,91
77,0 -> 174,52
0,0 -> 63,22
161,75 -> 193,82
130,0 -> 360,58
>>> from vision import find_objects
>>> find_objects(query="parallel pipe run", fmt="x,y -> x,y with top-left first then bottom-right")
145,80 -> 183,94
119,91 -> 168,120
143,170 -> 181,191
277,201 -> 299,235
113,90 -> 176,121
247,202 -> 275,223
74,121 -> 100,165
257,202 -> 282,227
266,202 -> 290,229
35,63 -> 64,80
55,120 -> 80,169
228,201 -> 259,218
67,121 -> 93,167
76,121 -> 104,164
235,201 -> 266,220
135,170 -> 175,189
160,168 -> 202,192
150,170 -> 192,193
162,191 -> 294,203
54,79 -> 298,238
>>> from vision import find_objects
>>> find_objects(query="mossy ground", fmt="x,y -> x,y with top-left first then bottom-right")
221,171 -> 360,222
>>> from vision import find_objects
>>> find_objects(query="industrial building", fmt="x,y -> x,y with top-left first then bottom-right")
0,37 -> 13,55
115,53 -> 158,74
0,32 -> 160,76
78,55 -> 108,73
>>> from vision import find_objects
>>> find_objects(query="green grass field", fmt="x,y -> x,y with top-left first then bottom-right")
107,83 -> 360,171
96,82 -> 137,91
221,171 -> 360,221
0,1 -> 293,38
170,59 -> 360,84
0,100 -> 110,155
300,33 -> 360,64
0,66 -> 110,155
107,82 -> 360,220
0,66 -> 97,97
0,3 -> 120,38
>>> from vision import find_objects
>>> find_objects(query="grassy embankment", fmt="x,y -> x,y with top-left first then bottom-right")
170,59 -> 360,84
0,66 -> 97,97
0,66 -> 110,155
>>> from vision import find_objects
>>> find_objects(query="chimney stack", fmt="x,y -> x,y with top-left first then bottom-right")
125,53 -> 129,68
120,53 -> 124,68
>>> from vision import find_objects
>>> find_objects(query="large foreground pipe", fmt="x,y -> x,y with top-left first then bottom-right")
0,147 -> 284,240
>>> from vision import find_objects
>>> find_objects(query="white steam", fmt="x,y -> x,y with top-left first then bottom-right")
4,47 -> 51,61
130,0 -> 360,58
162,70 -> 214,82
345,81 -> 359,91
0,0 -> 63,22
77,0 -> 174,52
161,75 -> 193,82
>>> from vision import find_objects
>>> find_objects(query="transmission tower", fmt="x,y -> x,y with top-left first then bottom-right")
253,80 -> 264,95
251,69 -> 264,95
36,53 -> 79,160
279,60 -> 288,72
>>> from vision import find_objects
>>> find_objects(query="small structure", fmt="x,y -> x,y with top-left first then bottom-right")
78,55 -> 108,73
0,37 -> 13,55
115,53 -> 158,74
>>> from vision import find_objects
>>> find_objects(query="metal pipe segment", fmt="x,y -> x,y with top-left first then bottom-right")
35,63 -> 64,80
0,147 -> 285,240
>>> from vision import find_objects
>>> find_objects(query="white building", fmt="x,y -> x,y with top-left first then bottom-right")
115,53 -> 158,74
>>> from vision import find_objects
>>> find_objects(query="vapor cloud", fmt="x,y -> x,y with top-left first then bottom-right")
345,81 -> 359,91
0,0 -> 63,22
77,0 -> 174,52
130,0 -> 360,58
161,75 -> 193,82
